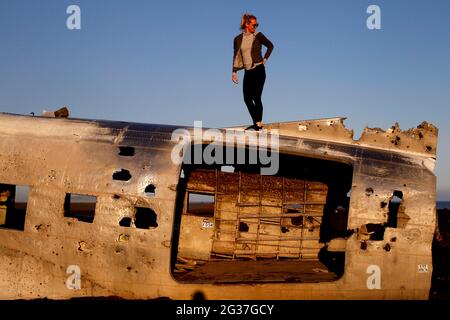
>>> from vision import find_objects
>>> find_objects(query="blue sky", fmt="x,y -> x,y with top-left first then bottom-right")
1,0 -> 449,200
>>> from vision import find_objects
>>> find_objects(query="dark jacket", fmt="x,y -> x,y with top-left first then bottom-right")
232,32 -> 274,73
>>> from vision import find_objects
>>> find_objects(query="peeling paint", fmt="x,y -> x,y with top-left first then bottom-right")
0,113 -> 439,300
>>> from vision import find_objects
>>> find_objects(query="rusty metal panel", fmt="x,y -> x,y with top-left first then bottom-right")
0,113 -> 439,299
184,167 -> 329,260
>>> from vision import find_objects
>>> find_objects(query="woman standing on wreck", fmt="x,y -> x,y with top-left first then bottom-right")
232,13 -> 274,131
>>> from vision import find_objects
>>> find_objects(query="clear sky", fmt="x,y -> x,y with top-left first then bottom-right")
1,0 -> 449,200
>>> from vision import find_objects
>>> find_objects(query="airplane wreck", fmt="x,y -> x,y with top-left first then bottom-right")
0,112 -> 439,299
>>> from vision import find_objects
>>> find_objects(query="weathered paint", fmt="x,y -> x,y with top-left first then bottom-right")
0,113 -> 438,299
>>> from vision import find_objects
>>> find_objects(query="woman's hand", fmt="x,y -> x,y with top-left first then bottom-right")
232,72 -> 238,84
262,58 -> 267,65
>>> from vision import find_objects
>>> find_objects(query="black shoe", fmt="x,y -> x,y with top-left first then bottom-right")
245,124 -> 263,131
245,124 -> 257,131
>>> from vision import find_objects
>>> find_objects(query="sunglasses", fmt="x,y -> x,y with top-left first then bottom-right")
251,23 -> 259,28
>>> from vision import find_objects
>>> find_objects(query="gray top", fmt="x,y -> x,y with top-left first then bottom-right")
240,32 -> 263,70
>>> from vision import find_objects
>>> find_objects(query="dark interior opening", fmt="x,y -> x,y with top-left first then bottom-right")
64,193 -> 96,223
135,207 -> 158,229
359,190 -> 409,241
118,146 -> 135,157
387,190 -> 406,228
113,169 -> 132,181
119,217 -> 132,227
144,184 -> 156,197
0,184 -> 29,231
171,145 -> 353,284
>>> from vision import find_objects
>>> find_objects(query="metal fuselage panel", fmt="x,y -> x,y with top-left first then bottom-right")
0,113 -> 436,299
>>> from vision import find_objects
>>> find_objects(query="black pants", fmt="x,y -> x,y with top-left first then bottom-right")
243,64 -> 266,124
